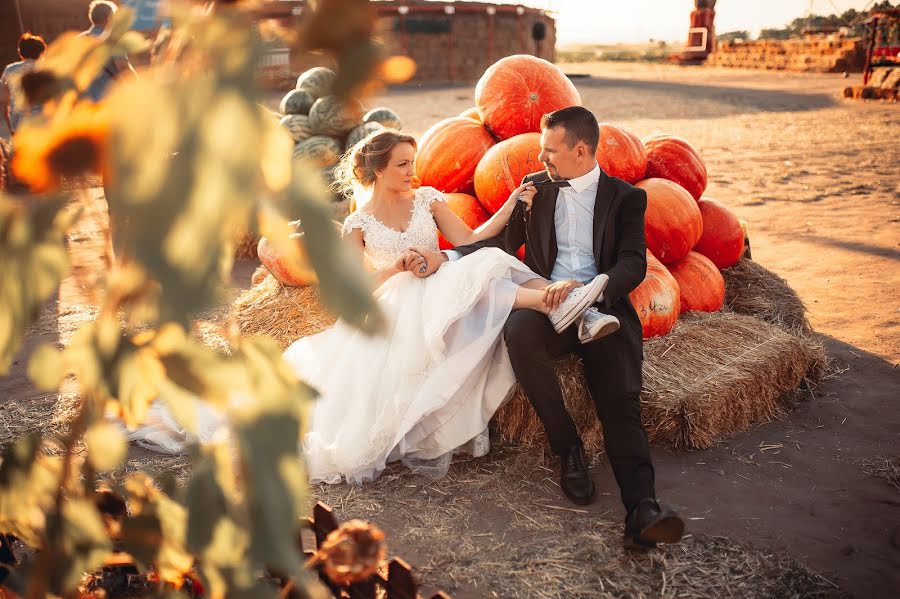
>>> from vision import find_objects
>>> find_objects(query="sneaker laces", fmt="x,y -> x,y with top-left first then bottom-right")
582,306 -> 601,326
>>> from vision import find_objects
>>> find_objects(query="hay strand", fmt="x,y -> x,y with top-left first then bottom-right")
233,230 -> 259,260
722,259 -> 812,336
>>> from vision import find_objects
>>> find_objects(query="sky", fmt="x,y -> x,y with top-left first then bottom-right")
511,0 -> 882,45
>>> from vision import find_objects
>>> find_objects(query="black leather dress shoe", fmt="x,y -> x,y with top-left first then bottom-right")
559,443 -> 595,505
623,498 -> 685,550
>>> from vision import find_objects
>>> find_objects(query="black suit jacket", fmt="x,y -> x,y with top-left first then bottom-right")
453,169 -> 648,346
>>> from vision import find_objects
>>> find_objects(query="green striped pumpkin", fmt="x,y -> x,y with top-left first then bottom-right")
296,67 -> 336,99
363,107 -> 402,131
279,89 -> 315,116
293,135 -> 342,168
279,114 -> 314,143
345,122 -> 384,151
308,96 -> 364,136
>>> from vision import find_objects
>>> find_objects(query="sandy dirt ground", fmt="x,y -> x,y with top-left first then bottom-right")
2,62 -> 898,597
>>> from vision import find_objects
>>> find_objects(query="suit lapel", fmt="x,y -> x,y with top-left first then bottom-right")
526,175 -> 559,278
592,170 -> 614,264
532,186 -> 559,276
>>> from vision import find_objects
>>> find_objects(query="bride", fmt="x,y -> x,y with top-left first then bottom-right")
126,130 -> 612,485
284,130 -> 611,484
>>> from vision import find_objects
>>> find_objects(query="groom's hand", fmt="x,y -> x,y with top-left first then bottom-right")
408,246 -> 447,278
543,280 -> 583,311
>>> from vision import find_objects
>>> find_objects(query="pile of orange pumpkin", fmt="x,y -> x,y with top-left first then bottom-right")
414,54 -> 746,339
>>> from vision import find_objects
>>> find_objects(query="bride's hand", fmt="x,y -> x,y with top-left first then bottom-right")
508,181 -> 537,211
395,249 -> 424,274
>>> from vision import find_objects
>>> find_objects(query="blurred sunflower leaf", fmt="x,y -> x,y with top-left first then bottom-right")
0,195 -> 73,374
84,421 -> 127,471
283,167 -> 383,334
42,497 -> 112,594
121,474 -> 193,583
27,342 -> 65,391
0,436 -> 60,547
113,30 -> 150,57
227,337 -> 308,579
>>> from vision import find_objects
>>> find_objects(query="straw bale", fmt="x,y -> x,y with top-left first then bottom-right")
233,230 -> 259,260
722,258 -> 812,336
228,274 -> 335,349
495,312 -> 826,453
201,266 -> 824,454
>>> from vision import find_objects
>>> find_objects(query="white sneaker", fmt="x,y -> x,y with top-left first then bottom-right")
548,274 -> 609,334
577,307 -> 620,343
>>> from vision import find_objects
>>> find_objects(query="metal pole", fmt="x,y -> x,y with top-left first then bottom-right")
13,0 -> 25,35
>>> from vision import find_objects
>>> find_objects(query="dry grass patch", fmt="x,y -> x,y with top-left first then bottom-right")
311,445 -> 845,599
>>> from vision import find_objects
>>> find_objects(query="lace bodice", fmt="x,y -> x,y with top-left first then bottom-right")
342,186 -> 445,269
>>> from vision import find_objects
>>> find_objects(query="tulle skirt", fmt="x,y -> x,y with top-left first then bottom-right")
285,248 -> 537,484
121,248 -> 538,485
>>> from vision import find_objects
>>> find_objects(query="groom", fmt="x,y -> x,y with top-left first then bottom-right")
413,106 -> 684,550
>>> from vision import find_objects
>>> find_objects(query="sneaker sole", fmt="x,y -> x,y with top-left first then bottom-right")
581,319 -> 620,343
553,277 -> 608,333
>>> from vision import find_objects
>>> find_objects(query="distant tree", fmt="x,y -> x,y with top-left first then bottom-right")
758,3 -> 896,40
718,30 -> 750,42
758,28 -> 793,40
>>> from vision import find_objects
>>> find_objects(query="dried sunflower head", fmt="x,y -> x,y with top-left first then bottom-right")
317,519 -> 386,586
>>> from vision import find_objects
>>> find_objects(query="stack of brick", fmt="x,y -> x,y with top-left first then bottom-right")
706,37 -> 866,73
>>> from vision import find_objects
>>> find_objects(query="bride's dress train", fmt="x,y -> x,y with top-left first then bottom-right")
125,186 -> 538,484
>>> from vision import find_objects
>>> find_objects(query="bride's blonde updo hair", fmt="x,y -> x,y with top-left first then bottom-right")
333,129 -> 417,199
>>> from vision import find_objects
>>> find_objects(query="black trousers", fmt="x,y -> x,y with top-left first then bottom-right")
504,308 -> 655,513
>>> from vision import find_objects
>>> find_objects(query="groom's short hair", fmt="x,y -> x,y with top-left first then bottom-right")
541,106 -> 599,154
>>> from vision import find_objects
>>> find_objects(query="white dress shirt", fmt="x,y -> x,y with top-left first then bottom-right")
444,163 -> 601,283
549,163 -> 600,283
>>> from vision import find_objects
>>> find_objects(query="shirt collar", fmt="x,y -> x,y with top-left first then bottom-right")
566,163 -> 601,194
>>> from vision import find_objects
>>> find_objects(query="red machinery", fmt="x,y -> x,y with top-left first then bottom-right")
671,0 -> 717,64
862,8 -> 900,85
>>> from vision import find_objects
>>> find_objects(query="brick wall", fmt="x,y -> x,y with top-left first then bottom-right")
382,10 -> 556,84
3,1 -> 558,87
1,0 -> 92,65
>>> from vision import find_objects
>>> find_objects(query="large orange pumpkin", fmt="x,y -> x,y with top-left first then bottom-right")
694,196 -> 744,269
438,192 -> 490,250
666,251 -> 725,314
635,178 -> 703,265
629,251 -> 681,339
258,234 -> 317,287
643,135 -> 708,200
474,132 -> 542,214
596,123 -> 647,184
516,244 -> 525,261
416,117 -> 496,195
459,107 -> 481,121
475,55 -> 581,141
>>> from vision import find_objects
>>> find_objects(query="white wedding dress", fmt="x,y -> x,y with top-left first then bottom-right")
124,186 -> 539,485
287,186 -> 538,484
